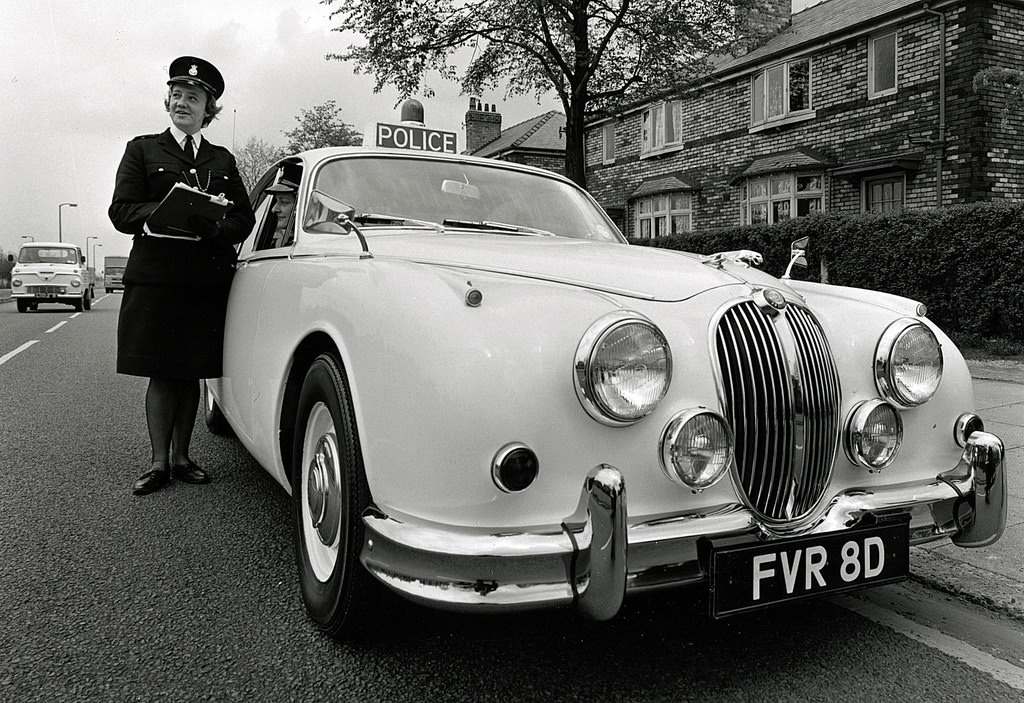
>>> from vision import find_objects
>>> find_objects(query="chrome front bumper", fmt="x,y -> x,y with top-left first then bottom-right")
360,431 -> 1006,620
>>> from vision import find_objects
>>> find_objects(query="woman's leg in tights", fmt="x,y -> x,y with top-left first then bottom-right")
170,379 -> 199,467
146,377 -> 199,469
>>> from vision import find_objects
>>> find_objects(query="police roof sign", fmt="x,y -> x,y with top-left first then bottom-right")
374,122 -> 458,154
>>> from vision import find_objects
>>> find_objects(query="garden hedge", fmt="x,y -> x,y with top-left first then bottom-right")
628,201 -> 1024,345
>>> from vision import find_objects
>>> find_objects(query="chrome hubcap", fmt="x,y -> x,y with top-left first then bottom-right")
302,402 -> 343,582
307,433 -> 341,546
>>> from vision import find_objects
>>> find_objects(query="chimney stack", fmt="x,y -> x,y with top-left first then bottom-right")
465,98 -> 502,153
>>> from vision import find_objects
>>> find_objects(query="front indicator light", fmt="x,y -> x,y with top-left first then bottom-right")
954,413 -> 984,448
875,320 -> 942,407
575,312 -> 672,426
660,410 -> 734,491
845,400 -> 902,470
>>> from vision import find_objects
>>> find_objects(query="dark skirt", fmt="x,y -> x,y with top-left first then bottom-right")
117,282 -> 231,379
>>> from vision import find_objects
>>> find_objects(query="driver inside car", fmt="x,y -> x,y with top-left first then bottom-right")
266,178 -> 298,248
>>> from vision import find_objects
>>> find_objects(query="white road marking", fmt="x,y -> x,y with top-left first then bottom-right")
70,312 -> 82,319
45,321 -> 67,333
0,340 -> 39,366
836,595 -> 1024,691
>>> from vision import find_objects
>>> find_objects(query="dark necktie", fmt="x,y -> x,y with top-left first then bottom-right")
184,134 -> 195,161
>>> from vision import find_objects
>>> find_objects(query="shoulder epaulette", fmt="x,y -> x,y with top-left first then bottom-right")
129,133 -> 161,142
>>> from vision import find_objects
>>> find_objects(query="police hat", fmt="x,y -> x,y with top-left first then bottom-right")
266,178 -> 299,195
168,56 -> 225,100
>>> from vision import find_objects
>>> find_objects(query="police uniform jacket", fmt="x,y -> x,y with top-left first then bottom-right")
109,129 -> 255,288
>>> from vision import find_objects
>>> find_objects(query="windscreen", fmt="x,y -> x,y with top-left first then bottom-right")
19,247 -> 78,264
310,155 -> 623,242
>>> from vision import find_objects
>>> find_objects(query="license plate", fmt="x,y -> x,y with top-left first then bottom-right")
708,521 -> 909,618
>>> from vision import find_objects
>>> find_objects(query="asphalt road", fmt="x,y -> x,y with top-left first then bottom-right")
1,295 -> 1022,702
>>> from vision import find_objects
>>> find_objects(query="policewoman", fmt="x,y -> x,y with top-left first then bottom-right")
109,56 -> 255,496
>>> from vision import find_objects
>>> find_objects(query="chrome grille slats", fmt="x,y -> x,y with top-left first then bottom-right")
714,300 -> 840,521
786,305 -> 841,514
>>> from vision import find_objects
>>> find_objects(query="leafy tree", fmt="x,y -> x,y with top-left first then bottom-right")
283,100 -> 363,153
325,0 -> 757,186
235,136 -> 287,190
974,67 -> 1024,125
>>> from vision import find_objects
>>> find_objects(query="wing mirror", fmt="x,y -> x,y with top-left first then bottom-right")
304,190 -> 372,259
782,236 -> 809,280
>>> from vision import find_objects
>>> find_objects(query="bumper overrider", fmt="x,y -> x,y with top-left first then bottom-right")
360,431 -> 1006,620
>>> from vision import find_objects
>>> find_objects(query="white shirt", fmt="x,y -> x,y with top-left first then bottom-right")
169,125 -> 203,153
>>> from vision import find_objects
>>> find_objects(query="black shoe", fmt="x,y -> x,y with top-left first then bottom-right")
171,460 -> 211,484
133,468 -> 170,495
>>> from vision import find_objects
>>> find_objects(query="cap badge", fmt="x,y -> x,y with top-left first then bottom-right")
189,64 -> 199,76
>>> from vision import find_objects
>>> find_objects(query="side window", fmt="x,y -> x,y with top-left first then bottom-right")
869,31 -> 897,98
239,196 -> 275,257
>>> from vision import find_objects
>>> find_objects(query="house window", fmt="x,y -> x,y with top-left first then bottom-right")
641,100 -> 682,155
864,174 -> 904,213
741,173 -> 823,225
869,31 -> 897,98
751,58 -> 812,125
602,122 -> 616,164
635,193 -> 693,238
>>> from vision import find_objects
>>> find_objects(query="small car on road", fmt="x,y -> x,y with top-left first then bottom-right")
205,147 -> 1007,638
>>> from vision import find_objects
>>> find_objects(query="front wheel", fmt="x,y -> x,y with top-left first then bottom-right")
16,299 -> 28,313
83,290 -> 92,310
292,353 -> 377,638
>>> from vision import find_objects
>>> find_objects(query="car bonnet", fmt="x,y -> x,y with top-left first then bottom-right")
363,235 -> 791,302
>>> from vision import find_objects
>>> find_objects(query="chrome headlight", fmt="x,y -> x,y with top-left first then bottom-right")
874,320 -> 942,407
574,312 -> 671,426
660,410 -> 733,490
845,400 -> 902,470
70,278 -> 81,288
11,277 -> 21,287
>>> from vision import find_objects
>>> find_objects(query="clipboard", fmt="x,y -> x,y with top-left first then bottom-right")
146,182 -> 233,238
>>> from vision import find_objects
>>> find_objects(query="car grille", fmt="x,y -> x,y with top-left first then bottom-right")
28,285 -> 65,294
714,300 -> 841,521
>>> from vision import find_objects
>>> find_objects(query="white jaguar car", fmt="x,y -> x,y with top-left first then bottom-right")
204,147 -> 1006,638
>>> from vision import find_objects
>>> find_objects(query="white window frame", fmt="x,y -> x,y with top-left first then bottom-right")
740,173 -> 824,225
868,30 -> 898,99
862,173 -> 906,213
635,192 -> 693,238
641,100 -> 683,156
750,58 -> 814,129
602,122 -> 616,164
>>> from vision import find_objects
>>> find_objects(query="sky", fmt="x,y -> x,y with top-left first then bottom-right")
0,0 -> 817,263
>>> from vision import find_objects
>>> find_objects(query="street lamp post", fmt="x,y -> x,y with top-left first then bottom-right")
92,244 -> 103,276
21,235 -> 34,242
86,236 -> 97,268
58,202 -> 78,242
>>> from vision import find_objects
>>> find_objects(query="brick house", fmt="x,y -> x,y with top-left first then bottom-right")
581,0 -> 1024,239
464,98 -> 568,177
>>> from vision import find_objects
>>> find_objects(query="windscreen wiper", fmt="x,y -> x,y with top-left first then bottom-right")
356,212 -> 443,232
442,219 -> 555,236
